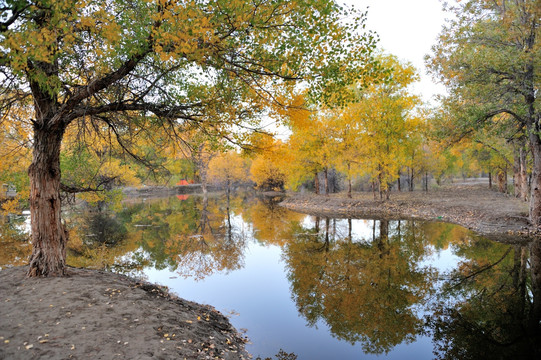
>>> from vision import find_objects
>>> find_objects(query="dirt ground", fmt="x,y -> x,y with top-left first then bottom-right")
0,267 -> 250,360
280,180 -> 534,242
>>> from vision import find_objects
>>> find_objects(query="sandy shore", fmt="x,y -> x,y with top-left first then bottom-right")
0,266 -> 249,360
280,183 -> 533,241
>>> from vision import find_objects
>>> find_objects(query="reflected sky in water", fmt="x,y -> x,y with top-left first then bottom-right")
1,194 -> 539,359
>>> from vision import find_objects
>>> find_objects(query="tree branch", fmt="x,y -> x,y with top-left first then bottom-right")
60,176 -> 118,194
474,139 -> 513,168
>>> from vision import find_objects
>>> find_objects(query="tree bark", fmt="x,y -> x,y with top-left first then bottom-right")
324,167 -> 329,196
520,146 -> 528,201
27,124 -> 68,277
347,163 -> 352,198
378,169 -> 383,199
408,167 -> 414,191
514,145 -> 522,198
314,171 -> 320,195
529,133 -> 541,227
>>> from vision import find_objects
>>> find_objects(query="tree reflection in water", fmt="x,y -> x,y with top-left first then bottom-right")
283,218 -> 437,354
425,239 -> 541,359
1,194 -> 540,358
283,217 -> 541,358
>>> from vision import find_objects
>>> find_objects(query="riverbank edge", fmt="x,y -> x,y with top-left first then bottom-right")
278,188 -> 535,242
0,266 -> 250,360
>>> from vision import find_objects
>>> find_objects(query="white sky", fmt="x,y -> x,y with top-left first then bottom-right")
269,0 -> 450,137
346,0 -> 449,103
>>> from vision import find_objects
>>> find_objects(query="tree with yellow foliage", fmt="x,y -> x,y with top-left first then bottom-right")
286,109 -> 337,195
0,0 -> 378,276
352,55 -> 420,199
336,55 -> 422,198
207,151 -> 248,195
247,134 -> 287,192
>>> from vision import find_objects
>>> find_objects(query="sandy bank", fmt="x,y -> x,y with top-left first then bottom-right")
0,266 -> 249,360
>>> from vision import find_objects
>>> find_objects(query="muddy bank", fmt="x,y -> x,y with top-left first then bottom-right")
280,184 -> 533,241
0,266 -> 249,360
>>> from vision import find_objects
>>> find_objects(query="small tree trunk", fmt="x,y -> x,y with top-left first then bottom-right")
27,125 -> 68,277
378,176 -> 382,199
409,167 -> 414,191
520,147 -> 529,201
324,167 -> 329,196
397,169 -> 401,192
514,146 -> 522,198
226,179 -> 231,210
347,163 -> 352,199
489,171 -> 492,189
314,171 -> 320,195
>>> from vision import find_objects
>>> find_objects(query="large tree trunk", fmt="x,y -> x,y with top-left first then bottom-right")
27,124 -> 68,277
529,133 -> 541,227
514,145 -> 522,198
200,161 -> 208,195
520,146 -> 529,202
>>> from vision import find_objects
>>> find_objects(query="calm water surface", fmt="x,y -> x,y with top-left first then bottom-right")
1,193 -> 538,359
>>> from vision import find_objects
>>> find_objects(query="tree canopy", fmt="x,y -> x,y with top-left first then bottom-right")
427,0 -> 540,222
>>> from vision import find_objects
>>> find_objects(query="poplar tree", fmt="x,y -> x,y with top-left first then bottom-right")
0,0 -> 378,276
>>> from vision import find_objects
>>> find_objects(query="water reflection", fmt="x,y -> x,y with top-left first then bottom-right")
72,194 -> 251,278
426,238 -> 541,359
1,194 -> 540,358
283,218 -> 436,354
